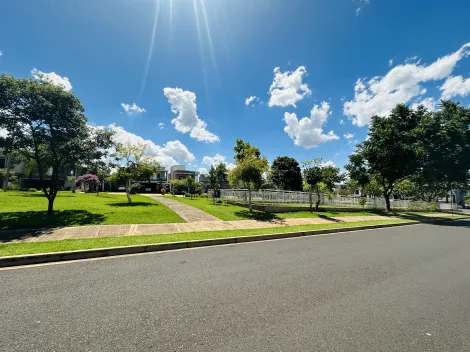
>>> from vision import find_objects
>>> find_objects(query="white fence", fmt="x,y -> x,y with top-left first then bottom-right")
220,189 -> 457,210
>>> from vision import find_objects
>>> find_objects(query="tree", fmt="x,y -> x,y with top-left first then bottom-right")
0,74 -> 114,214
208,165 -> 217,189
270,156 -> 303,191
346,104 -> 423,211
230,139 -> 268,212
416,100 -> 470,198
207,164 -> 227,203
215,163 -> 228,189
111,143 -> 159,203
186,175 -> 195,198
170,179 -> 187,195
302,159 -> 343,211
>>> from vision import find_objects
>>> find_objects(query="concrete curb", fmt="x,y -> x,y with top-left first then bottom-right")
0,222 -> 419,268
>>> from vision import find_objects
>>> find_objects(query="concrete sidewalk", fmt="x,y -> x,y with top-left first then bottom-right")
148,196 -> 221,222
0,215 -> 392,243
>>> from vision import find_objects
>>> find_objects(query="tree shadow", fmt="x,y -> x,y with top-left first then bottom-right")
318,214 -> 343,223
7,192 -> 77,198
0,210 -> 106,242
107,202 -> 158,207
234,210 -> 280,221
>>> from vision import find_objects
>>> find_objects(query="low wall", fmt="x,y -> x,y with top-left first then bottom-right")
227,201 -> 460,213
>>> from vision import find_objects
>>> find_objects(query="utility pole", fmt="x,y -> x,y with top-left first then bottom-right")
3,155 -> 11,192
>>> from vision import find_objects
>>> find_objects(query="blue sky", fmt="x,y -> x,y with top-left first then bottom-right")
1,0 -> 470,174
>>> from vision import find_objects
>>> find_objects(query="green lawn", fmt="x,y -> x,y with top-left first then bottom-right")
168,196 -> 380,221
0,191 -> 185,230
0,219 -> 413,257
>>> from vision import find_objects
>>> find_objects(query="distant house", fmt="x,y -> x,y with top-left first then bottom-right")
130,167 -> 170,193
168,165 -> 197,181
0,154 -> 74,189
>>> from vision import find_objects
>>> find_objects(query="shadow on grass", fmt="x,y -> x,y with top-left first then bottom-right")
6,192 -> 77,198
318,214 -> 343,223
234,210 -> 280,221
0,210 -> 106,242
108,202 -> 157,207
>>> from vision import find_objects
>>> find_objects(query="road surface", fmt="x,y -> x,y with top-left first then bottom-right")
1,221 -> 470,351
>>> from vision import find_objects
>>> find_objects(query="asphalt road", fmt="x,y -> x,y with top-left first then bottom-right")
1,222 -> 470,352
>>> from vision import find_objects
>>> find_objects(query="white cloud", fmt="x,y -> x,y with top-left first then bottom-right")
107,124 -> 194,167
340,119 -> 345,125
440,75 -> 470,99
161,140 -> 195,163
283,102 -> 339,149
121,103 -> 146,115
0,50 -> 3,57
268,66 -> 311,108
405,56 -> 419,64
31,69 -> 72,92
344,133 -> 354,139
344,43 -> 470,126
356,0 -> 370,15
411,97 -> 437,111
245,96 -> 259,106
321,160 -> 336,167
163,87 -> 219,143
0,127 -> 8,138
388,58 -> 394,67
202,153 -> 236,170
198,168 -> 208,175
158,122 -> 165,130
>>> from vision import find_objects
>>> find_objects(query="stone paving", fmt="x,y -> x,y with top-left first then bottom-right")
0,215 -> 394,243
147,195 -> 221,222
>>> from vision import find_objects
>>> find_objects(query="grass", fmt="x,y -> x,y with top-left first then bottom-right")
168,196 -> 380,221
0,219 -> 413,257
0,191 -> 185,230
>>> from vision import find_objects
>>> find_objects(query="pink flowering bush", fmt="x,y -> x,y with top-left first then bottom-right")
75,174 -> 100,193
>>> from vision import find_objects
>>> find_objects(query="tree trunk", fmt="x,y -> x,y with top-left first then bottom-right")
47,196 -> 55,215
309,189 -> 313,212
3,155 -> 11,192
315,199 -> 321,211
126,179 -> 132,203
248,188 -> 252,212
315,186 -> 321,211
384,191 -> 391,212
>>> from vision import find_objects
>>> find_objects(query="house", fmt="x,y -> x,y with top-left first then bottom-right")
168,165 -> 197,181
0,154 -> 74,189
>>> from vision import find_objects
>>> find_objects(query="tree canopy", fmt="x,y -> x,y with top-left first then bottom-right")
230,139 -> 268,211
346,101 -> 470,210
0,73 -> 114,214
109,143 -> 160,203
270,156 -> 303,191
302,158 -> 343,211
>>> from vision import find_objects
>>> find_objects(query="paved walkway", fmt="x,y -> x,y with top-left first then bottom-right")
1,215 -> 393,243
147,196 -> 221,222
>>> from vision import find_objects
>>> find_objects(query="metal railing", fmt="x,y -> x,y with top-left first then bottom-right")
220,189 -> 457,210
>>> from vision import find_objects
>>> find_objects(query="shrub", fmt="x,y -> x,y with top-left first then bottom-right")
7,184 -> 20,191
130,183 -> 141,194
75,174 -> 100,193
161,189 -> 166,195
200,193 -> 208,198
